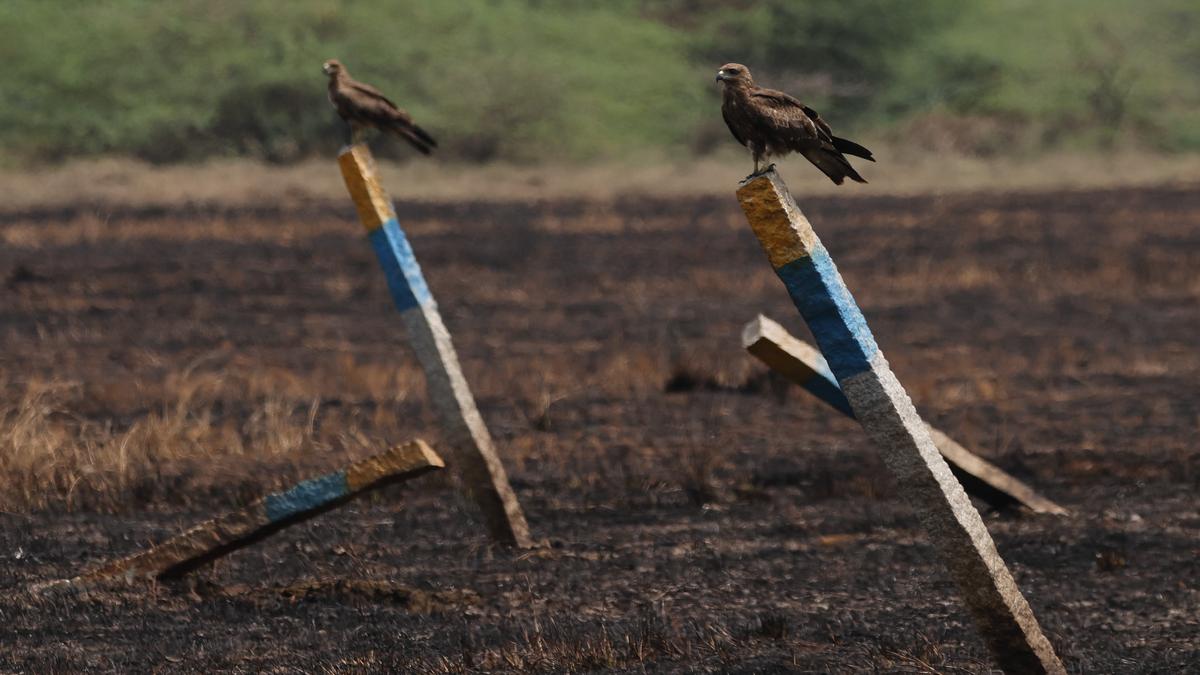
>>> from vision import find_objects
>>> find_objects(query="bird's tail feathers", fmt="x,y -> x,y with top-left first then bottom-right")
832,136 -> 874,162
390,123 -> 436,155
409,123 -> 438,149
806,147 -> 867,185
841,158 -> 868,184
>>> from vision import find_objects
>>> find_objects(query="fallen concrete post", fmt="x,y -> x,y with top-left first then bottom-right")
337,145 -> 533,548
743,313 -> 1068,515
35,440 -> 444,592
736,170 -> 1065,675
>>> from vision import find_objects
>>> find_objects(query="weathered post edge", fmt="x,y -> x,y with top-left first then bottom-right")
34,440 -> 444,594
337,145 -> 533,548
735,170 -> 1065,675
742,314 -> 1069,516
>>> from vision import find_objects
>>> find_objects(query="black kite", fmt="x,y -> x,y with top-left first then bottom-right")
323,59 -> 437,155
717,63 -> 873,184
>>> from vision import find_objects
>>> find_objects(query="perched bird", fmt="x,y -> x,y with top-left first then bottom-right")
322,59 -> 437,155
716,63 -> 873,184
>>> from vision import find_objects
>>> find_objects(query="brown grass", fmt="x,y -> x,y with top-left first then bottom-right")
1,148 -> 1198,212
325,611 -> 989,674
0,328 -> 751,515
0,355 -> 425,512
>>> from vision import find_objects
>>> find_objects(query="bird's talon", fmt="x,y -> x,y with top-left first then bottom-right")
742,164 -> 772,182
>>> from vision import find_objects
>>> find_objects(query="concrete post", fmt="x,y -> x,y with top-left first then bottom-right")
736,170 -> 1065,675
743,314 -> 1068,515
337,145 -> 533,548
35,440 -> 444,592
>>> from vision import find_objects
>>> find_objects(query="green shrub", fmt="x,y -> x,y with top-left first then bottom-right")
0,0 -> 1195,163
0,0 -> 703,164
887,0 -> 1200,152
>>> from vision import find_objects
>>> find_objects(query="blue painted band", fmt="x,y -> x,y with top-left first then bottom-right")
368,217 -> 434,313
802,371 -> 857,419
264,470 -> 349,523
775,242 -> 879,379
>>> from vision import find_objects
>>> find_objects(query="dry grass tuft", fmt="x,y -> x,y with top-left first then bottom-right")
415,614 -> 726,674
0,378 -> 300,512
0,356 -> 425,513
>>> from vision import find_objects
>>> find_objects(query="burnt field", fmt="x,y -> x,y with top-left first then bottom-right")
1,183 -> 1198,672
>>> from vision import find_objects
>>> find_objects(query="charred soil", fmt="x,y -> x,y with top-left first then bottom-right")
1,185 -> 1198,672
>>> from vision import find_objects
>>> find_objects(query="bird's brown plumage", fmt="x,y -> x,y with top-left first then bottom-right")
716,63 -> 873,184
323,59 -> 437,155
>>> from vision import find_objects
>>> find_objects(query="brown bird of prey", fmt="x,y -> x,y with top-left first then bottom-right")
716,63 -> 873,184
322,59 -> 437,154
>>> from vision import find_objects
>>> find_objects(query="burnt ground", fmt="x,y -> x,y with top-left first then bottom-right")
0,182 -> 1198,672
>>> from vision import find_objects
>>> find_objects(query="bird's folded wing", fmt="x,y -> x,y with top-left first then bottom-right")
348,80 -> 406,118
749,89 -> 821,143
800,105 -> 837,144
722,108 -> 748,147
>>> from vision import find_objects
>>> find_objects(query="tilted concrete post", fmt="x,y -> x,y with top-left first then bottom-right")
35,440 -> 444,592
736,170 -> 1065,675
743,314 -> 1068,515
337,145 -> 532,548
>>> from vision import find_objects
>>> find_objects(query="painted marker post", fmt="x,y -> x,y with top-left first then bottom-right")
743,314 -> 1068,515
35,440 -> 444,592
337,145 -> 532,548
737,170 -> 1065,675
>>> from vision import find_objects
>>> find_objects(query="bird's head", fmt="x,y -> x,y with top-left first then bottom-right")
322,59 -> 344,77
715,63 -> 753,87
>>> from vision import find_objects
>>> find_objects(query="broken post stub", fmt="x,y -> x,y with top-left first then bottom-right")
35,440 -> 444,593
337,145 -> 532,548
736,170 -> 1065,675
743,313 -> 1068,516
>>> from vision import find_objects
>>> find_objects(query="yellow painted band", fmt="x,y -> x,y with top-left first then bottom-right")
345,440 -> 444,491
337,144 -> 396,232
735,172 -> 817,269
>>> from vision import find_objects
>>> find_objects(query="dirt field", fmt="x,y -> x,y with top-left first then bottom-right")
1,180 -> 1197,672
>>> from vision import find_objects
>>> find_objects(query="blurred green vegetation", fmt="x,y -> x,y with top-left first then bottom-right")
0,0 -> 1196,165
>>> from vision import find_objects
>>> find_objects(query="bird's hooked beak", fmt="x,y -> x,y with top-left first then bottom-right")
715,69 -> 727,82
322,64 -> 333,76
